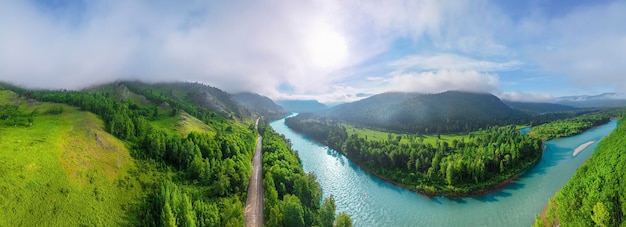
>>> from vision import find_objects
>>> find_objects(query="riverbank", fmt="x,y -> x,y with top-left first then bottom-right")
308,135 -> 544,198
271,116 -> 620,226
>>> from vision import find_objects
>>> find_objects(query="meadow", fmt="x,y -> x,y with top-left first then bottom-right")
0,90 -> 145,226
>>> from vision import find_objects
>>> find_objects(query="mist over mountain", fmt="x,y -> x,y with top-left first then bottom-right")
556,93 -> 626,108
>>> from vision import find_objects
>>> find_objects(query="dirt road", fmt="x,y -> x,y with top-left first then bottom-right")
244,118 -> 263,227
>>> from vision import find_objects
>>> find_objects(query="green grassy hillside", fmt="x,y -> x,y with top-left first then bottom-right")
0,90 -> 144,226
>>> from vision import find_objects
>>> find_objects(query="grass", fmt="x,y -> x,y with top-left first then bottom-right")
343,124 -> 480,145
0,91 -> 145,226
152,111 -> 216,137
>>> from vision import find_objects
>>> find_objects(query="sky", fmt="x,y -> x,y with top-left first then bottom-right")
1,0 -> 625,104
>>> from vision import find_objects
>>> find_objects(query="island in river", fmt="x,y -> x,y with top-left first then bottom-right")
284,112 -> 611,197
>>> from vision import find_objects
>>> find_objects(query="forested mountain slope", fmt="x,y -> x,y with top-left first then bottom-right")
327,90 -> 526,133
119,81 -> 252,120
233,92 -> 288,120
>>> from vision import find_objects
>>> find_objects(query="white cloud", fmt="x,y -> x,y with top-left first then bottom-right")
274,84 -> 379,105
497,91 -> 553,103
525,1 -> 626,92
0,1 -> 357,94
2,0 -> 622,102
389,53 -> 521,72
386,70 -> 499,93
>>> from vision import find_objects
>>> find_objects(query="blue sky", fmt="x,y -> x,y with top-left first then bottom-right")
1,0 -> 625,104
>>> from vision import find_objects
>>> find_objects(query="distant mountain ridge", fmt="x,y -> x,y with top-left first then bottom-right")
504,101 -> 577,113
87,81 -> 296,120
556,93 -> 626,108
324,90 -> 526,133
276,100 -> 327,113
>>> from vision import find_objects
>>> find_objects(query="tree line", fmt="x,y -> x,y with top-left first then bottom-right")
285,114 -> 546,195
528,113 -> 611,140
540,110 -> 626,227
261,126 -> 352,227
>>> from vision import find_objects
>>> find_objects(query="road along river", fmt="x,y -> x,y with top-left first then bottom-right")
270,115 -> 617,227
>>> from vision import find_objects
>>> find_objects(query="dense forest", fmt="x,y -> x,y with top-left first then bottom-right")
0,82 -> 349,226
538,111 -> 626,227
285,109 -> 616,196
286,114 -> 544,195
528,113 -> 611,140
260,127 -> 352,226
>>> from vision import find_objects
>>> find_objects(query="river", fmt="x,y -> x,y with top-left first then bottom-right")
270,115 -> 618,227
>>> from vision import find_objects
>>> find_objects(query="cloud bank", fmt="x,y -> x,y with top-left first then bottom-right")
0,1 -> 356,95
0,0 -> 624,103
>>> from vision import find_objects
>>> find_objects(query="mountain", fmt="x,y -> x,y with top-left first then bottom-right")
276,100 -> 327,113
504,101 -> 577,113
117,81 -> 252,119
232,92 -> 288,120
556,93 -> 626,108
324,90 -> 526,133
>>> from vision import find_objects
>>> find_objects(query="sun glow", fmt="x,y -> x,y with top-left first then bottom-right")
306,27 -> 348,69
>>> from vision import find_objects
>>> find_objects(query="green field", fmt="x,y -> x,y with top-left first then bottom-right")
0,91 -> 145,226
343,124 -> 482,145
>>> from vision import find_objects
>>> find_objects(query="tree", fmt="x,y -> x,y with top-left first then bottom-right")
161,202 -> 177,227
446,162 -> 455,186
591,202 -> 610,227
180,194 -> 197,227
336,212 -> 352,227
283,194 -> 305,227
319,196 -> 336,227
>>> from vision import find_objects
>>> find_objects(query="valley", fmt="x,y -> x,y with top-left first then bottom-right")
0,82 -> 350,227
1,81 -> 624,226
283,90 -> 614,197
272,114 -> 620,226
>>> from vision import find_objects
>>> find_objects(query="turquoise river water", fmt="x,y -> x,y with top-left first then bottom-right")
270,115 -> 618,227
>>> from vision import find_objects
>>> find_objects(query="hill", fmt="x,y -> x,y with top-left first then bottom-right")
276,100 -> 327,113
326,90 -> 526,133
0,90 -> 144,226
232,92 -> 288,120
504,101 -> 577,113
118,81 -> 252,120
